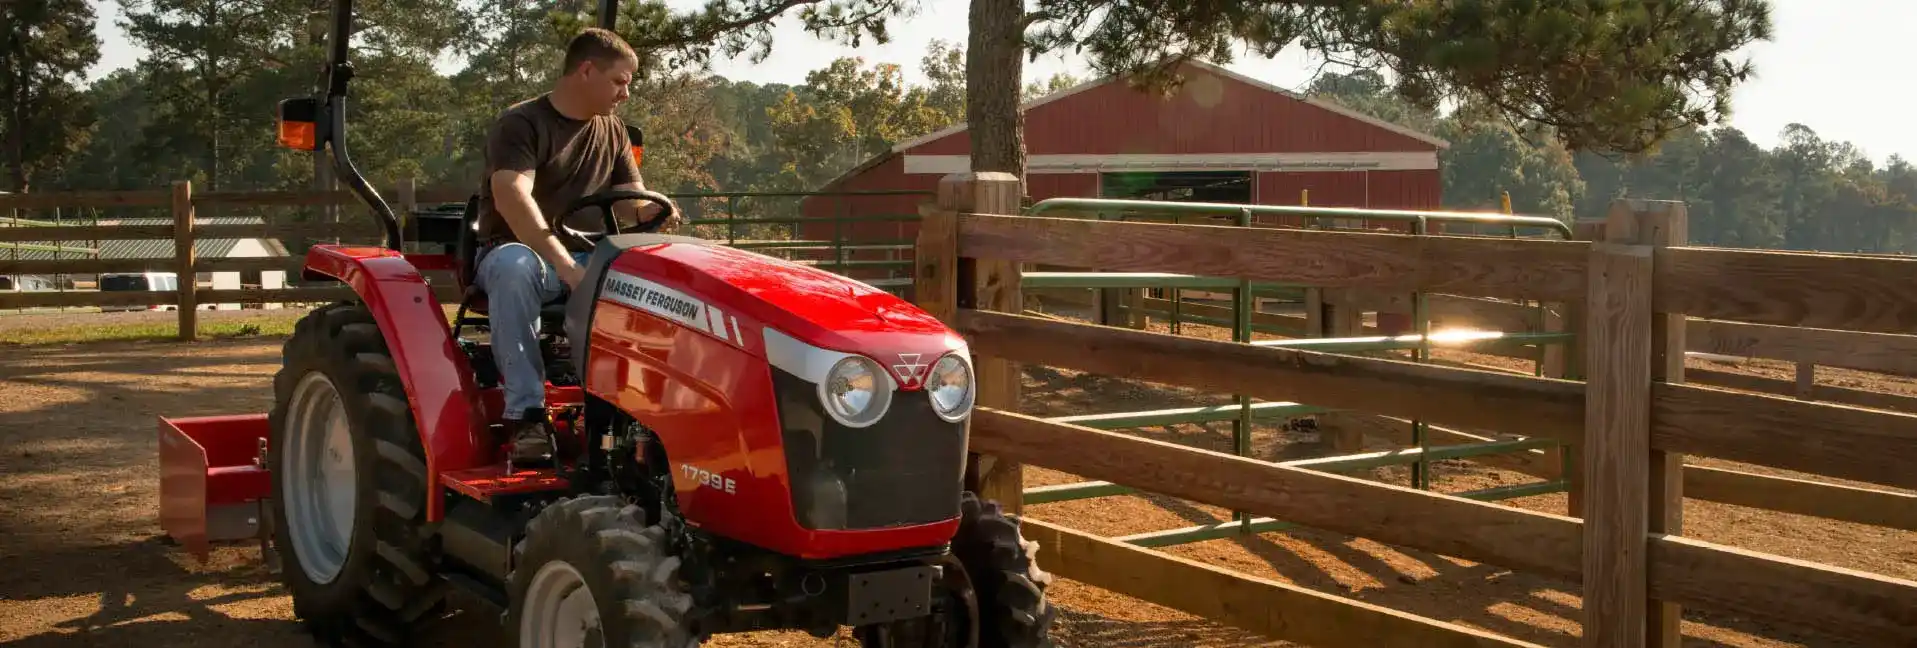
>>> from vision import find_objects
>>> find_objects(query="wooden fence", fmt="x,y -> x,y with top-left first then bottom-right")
0,180 -> 468,338
916,172 -> 1917,647
0,180 -> 911,339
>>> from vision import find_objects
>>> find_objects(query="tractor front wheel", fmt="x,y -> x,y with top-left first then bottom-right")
857,492 -> 1056,648
953,492 -> 1057,648
268,302 -> 442,645
508,495 -> 701,648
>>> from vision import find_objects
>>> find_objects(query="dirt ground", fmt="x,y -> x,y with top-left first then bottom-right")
0,307 -> 1911,647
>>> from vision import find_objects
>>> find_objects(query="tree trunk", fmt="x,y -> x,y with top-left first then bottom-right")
8,74 -> 26,193
966,0 -> 1024,182
203,0 -> 220,191
3,47 -> 18,193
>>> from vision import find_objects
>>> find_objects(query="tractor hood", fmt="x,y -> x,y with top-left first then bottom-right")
569,234 -> 965,391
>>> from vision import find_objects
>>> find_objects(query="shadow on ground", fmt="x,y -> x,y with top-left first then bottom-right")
0,535 -> 304,648
1014,353 -> 1848,648
1051,607 -> 1292,647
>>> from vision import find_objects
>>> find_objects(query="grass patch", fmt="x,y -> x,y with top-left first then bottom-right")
0,312 -> 306,346
0,303 -> 470,347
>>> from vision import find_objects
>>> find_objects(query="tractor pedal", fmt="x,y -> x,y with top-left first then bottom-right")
441,465 -> 570,503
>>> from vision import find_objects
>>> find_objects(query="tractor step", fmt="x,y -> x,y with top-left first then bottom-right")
441,465 -> 570,502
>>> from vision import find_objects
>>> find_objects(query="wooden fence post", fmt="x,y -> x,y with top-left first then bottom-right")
173,180 -> 196,341
1580,199 -> 1656,647
1793,361 -> 1816,399
1610,199 -> 1689,648
1318,289 -> 1370,454
914,207 -> 959,323
937,172 -> 1025,514
1554,218 -> 1604,516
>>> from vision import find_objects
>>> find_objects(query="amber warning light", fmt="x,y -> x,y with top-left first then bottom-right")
627,124 -> 645,167
276,98 -> 320,151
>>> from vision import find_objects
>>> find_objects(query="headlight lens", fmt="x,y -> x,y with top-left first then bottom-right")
822,355 -> 889,427
926,354 -> 974,422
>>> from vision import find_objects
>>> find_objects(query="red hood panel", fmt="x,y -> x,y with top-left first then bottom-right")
602,241 -> 959,381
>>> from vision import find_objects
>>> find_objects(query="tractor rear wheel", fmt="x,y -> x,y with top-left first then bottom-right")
508,495 -> 701,648
268,302 -> 443,646
857,492 -> 1056,648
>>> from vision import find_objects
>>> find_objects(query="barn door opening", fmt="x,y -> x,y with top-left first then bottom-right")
1099,170 -> 1252,203
1092,170 -> 1254,322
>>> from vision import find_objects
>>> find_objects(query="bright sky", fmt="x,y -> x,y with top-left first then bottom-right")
86,0 -> 1917,164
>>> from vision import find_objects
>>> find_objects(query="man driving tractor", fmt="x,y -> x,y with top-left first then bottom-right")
473,27 -> 677,463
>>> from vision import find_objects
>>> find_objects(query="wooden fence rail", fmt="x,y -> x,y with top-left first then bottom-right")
3,181 -> 918,334
1104,214 -> 1917,534
0,180 -> 472,336
917,174 -> 1917,648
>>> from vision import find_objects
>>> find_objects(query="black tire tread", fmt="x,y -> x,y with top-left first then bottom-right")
508,495 -> 701,648
269,302 -> 444,646
857,492 -> 1057,648
955,492 -> 1056,648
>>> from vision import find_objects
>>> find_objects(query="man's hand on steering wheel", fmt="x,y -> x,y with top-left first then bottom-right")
549,188 -> 679,256
631,197 -> 681,231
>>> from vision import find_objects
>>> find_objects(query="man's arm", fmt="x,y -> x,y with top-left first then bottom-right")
492,169 -> 585,288
488,112 -> 585,288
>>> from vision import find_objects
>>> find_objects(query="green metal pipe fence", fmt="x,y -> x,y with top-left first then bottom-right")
668,189 -> 931,290
1025,436 -> 1558,505
704,190 -> 1586,548
1026,197 -> 1577,239
1015,197 -> 1582,548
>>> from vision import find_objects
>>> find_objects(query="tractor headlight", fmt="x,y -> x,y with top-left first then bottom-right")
821,355 -> 891,428
926,353 -> 974,422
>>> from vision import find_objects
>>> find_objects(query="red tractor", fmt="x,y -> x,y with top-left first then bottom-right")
154,1 -> 1055,645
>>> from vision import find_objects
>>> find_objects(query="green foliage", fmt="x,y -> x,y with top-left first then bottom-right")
1028,0 -> 1773,155
1311,71 -> 1917,254
0,0 -> 102,192
618,0 -> 1772,156
117,0 -> 311,189
605,0 -> 1772,182
27,4 -> 1916,257
760,55 -> 960,190
616,0 -> 916,68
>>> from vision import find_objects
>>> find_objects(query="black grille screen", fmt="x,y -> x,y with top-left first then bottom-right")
773,367 -> 967,530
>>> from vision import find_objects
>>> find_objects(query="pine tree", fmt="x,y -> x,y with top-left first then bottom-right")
616,0 -> 1773,184
0,0 -> 101,193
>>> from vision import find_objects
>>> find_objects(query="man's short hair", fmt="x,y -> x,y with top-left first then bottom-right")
562,28 -> 638,76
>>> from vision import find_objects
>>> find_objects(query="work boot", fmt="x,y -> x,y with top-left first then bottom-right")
504,410 -> 555,466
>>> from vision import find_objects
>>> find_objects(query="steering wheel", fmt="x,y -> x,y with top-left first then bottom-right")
550,188 -> 678,250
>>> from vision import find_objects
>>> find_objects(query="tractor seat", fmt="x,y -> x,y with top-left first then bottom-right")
452,194 -> 573,324
463,290 -> 572,319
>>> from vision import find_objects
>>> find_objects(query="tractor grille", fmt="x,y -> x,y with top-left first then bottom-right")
772,367 -> 966,531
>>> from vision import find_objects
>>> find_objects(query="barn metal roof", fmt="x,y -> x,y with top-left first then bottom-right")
817,58 -> 1447,192
888,59 -> 1448,155
0,215 -> 283,262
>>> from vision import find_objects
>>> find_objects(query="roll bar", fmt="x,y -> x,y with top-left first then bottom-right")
279,0 -> 624,250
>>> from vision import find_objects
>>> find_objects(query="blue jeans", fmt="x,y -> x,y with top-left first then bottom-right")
475,243 -> 592,421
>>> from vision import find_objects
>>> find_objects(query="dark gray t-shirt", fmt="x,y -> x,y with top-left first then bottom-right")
476,94 -> 641,251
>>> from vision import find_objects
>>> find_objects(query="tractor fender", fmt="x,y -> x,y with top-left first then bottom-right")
302,245 -> 488,522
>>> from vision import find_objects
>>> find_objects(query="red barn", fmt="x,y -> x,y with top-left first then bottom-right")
803,59 -> 1445,238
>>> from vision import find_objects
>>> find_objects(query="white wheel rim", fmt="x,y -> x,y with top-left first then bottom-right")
283,371 -> 358,584
521,560 -> 603,648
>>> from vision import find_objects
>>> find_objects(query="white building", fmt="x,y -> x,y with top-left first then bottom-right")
4,214 -> 291,310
